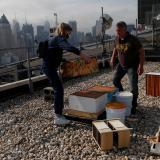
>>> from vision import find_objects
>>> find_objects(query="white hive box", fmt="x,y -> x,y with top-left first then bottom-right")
69,90 -> 106,113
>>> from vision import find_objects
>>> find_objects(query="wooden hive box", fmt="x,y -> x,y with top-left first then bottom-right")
67,90 -> 106,119
88,85 -> 117,103
69,90 -> 106,113
92,121 -> 113,150
146,72 -> 160,96
61,57 -> 99,78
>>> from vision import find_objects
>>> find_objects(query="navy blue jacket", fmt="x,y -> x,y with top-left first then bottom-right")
43,35 -> 80,69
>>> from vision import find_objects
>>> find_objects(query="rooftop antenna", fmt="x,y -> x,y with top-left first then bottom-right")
25,16 -> 27,24
14,12 -> 17,21
101,7 -> 106,57
54,13 -> 58,27
100,7 -> 113,57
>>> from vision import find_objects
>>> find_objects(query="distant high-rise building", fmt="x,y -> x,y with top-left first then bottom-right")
12,19 -> 20,33
85,32 -> 93,43
95,20 -> 102,42
0,14 -> 12,49
12,19 -> 21,47
77,32 -> 85,44
22,23 -> 35,57
35,25 -> 48,42
68,21 -> 78,46
22,23 -> 34,48
95,20 -> 102,36
138,0 -> 160,26
92,25 -> 96,41
37,26 -> 44,36
44,21 -> 50,32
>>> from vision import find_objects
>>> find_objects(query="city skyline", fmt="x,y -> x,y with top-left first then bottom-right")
0,0 -> 137,33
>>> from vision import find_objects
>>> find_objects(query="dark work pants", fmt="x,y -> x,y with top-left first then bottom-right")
43,65 -> 64,115
113,64 -> 138,113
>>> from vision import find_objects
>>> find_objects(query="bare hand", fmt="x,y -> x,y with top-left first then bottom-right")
137,64 -> 144,75
80,53 -> 91,63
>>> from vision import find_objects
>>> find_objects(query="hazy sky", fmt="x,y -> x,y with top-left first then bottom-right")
0,0 -> 137,33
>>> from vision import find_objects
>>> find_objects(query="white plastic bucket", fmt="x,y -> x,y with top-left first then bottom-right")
115,91 -> 133,116
106,102 -> 126,123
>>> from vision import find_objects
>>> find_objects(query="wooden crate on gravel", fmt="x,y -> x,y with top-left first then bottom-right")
92,121 -> 113,150
61,57 -> 98,77
146,72 -> 160,96
92,119 -> 132,151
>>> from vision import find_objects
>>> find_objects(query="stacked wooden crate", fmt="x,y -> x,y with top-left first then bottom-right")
146,72 -> 160,96
92,119 -> 132,151
66,85 -> 117,120
67,90 -> 106,119
61,57 -> 98,77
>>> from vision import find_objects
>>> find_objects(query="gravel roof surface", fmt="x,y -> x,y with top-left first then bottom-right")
0,62 -> 160,160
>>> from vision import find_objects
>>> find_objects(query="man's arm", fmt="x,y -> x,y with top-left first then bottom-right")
137,47 -> 145,75
110,48 -> 118,68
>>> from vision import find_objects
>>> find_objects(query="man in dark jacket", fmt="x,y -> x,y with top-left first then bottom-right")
110,21 -> 145,117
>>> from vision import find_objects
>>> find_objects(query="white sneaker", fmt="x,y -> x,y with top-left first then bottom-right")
54,115 -> 71,125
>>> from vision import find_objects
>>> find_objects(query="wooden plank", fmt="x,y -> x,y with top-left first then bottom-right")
146,74 -> 148,95
155,75 -> 158,97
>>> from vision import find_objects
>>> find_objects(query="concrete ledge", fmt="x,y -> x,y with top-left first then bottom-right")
0,75 -> 47,92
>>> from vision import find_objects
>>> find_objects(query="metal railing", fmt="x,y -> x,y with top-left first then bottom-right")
0,39 -> 114,92
138,27 -> 160,47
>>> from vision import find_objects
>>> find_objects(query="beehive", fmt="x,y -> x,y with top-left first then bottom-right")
61,57 -> 99,77
146,72 -> 160,96
88,85 -> 116,103
69,90 -> 106,113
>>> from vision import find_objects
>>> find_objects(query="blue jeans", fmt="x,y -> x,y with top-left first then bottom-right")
113,64 -> 138,112
43,64 -> 64,115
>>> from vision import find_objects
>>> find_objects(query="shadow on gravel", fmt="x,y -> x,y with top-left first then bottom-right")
0,91 -> 44,113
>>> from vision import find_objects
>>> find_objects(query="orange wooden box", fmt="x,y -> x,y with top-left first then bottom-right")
146,72 -> 160,96
61,57 -> 99,77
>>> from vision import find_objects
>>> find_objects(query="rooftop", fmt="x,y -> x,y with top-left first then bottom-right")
0,61 -> 160,159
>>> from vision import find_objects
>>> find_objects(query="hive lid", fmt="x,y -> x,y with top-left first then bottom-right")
115,91 -> 133,97
88,85 -> 116,93
108,120 -> 127,129
106,102 -> 126,109
146,72 -> 160,75
72,90 -> 105,98
93,121 -> 112,132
